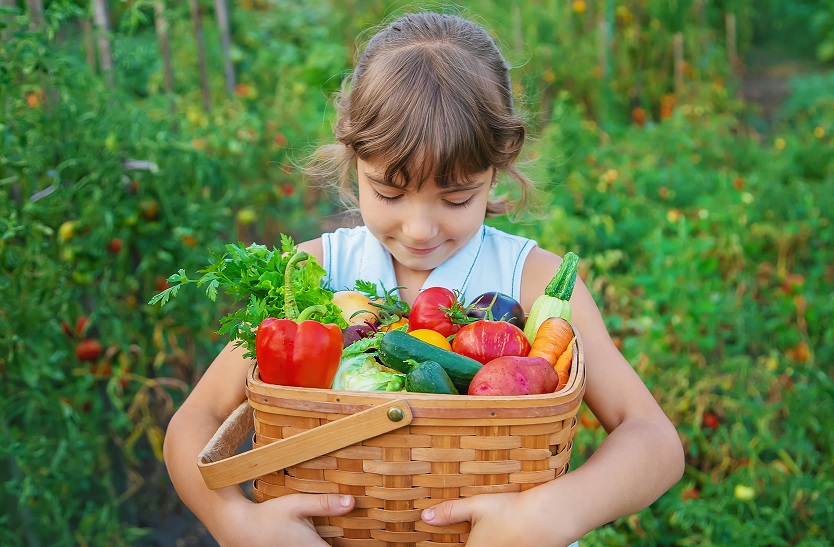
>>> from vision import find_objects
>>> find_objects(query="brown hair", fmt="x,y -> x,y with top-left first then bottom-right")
307,12 -> 537,217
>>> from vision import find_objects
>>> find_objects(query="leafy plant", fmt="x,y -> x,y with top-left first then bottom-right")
150,236 -> 346,358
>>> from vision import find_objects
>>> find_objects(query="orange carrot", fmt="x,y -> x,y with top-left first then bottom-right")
555,370 -> 570,392
528,317 -> 574,367
553,338 -> 575,391
554,340 -> 574,374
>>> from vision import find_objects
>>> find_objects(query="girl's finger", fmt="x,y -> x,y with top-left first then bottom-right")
422,498 -> 473,525
279,493 -> 355,518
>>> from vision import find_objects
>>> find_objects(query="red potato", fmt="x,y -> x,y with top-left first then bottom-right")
467,356 -> 558,396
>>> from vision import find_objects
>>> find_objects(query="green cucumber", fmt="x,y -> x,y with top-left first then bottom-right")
378,330 -> 482,393
405,360 -> 459,395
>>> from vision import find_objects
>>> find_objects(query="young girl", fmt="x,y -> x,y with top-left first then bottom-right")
163,12 -> 684,546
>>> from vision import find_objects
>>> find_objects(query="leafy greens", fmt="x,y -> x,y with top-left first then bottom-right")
149,234 -> 346,358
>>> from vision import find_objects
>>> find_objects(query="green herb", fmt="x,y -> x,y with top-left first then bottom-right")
149,234 -> 347,358
354,279 -> 411,325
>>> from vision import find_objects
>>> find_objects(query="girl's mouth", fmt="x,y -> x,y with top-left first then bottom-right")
403,244 -> 441,256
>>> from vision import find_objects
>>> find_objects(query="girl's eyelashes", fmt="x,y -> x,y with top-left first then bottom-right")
444,197 -> 474,209
373,190 -> 402,204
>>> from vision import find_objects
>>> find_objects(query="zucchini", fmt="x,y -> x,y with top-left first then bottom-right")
523,251 -> 580,343
405,360 -> 459,395
378,330 -> 482,393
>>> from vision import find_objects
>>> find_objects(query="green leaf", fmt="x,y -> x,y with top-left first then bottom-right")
206,279 -> 219,301
280,233 -> 296,254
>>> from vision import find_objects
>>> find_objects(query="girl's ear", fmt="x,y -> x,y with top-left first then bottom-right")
490,167 -> 498,188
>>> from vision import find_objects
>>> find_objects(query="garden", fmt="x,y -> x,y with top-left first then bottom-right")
1,0 -> 833,545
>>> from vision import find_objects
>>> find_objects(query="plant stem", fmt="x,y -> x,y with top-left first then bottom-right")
297,304 -> 327,322
283,251 -> 309,320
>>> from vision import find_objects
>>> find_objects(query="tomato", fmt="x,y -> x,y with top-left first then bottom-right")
76,339 -> 103,362
408,329 -> 452,351
107,238 -> 123,254
408,287 -> 464,338
75,316 -> 90,336
451,320 -> 531,365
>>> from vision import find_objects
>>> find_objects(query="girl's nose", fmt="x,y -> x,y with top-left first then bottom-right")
401,207 -> 438,243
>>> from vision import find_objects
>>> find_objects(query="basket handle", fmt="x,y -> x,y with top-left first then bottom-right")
197,398 -> 413,490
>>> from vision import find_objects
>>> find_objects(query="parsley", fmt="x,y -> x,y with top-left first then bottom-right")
149,234 -> 347,359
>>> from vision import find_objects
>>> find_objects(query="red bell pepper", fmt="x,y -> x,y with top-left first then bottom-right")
255,251 -> 343,388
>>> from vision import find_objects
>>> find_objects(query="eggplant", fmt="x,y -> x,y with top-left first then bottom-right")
465,292 -> 526,329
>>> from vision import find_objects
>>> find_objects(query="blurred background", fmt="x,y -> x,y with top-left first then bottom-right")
1,0 -> 832,545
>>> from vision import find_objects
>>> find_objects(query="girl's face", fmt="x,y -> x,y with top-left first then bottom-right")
357,157 -> 492,273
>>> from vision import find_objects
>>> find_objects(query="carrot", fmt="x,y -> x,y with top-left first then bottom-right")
528,317 -> 574,367
555,370 -> 570,392
554,340 -> 574,374
553,340 -> 575,391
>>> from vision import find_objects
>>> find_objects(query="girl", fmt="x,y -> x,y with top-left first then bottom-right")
163,12 -> 684,547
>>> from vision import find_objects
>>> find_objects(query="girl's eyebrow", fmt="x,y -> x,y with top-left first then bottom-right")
438,183 -> 485,194
364,171 -> 486,193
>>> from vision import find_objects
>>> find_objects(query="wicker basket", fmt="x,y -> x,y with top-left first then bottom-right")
198,330 -> 585,546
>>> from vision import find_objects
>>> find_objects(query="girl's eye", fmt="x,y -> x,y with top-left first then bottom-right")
444,197 -> 474,209
373,190 -> 402,204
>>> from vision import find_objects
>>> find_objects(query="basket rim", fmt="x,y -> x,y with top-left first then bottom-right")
246,329 -> 586,419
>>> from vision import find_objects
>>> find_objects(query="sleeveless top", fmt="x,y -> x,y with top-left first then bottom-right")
321,225 -> 537,303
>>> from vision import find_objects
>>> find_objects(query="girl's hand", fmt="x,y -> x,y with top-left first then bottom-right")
422,491 -> 575,547
223,493 -> 355,546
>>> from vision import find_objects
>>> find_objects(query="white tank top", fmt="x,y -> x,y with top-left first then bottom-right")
321,224 -> 537,303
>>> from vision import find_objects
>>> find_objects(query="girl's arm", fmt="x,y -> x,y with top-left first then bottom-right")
521,249 -> 685,538
162,342 -> 254,541
423,247 -> 685,545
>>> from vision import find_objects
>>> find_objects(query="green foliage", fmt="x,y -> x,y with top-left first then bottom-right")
1,0 -> 832,545
749,0 -> 834,62
495,73 -> 834,545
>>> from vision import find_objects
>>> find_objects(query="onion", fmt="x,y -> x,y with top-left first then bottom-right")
332,290 -> 378,326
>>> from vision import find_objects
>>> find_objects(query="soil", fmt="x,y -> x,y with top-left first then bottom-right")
737,48 -> 825,128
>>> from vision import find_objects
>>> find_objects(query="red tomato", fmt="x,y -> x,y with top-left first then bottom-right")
408,287 -> 463,338
451,320 -> 531,365
76,339 -> 103,362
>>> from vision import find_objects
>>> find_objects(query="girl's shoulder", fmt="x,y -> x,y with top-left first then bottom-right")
299,225 -> 368,267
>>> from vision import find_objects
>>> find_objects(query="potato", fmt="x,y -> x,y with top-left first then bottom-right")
331,290 -> 378,326
467,356 -> 558,396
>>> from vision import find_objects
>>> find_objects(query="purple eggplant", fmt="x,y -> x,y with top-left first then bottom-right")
465,292 -> 526,329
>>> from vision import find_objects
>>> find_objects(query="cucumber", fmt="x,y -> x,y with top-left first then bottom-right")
378,330 -> 482,393
405,360 -> 459,395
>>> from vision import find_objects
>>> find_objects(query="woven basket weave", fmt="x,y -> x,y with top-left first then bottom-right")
198,330 -> 585,547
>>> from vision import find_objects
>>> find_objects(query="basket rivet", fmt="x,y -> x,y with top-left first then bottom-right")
387,407 -> 404,422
